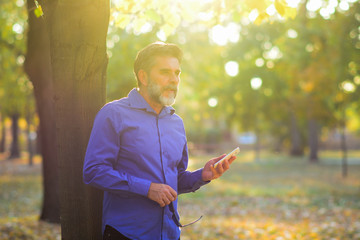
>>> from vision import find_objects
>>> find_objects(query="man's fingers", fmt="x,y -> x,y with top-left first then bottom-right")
163,198 -> 170,206
168,186 -> 178,201
163,185 -> 177,202
222,159 -> 230,170
210,164 -> 218,176
148,183 -> 177,207
229,156 -> 236,164
216,160 -> 224,172
214,154 -> 226,164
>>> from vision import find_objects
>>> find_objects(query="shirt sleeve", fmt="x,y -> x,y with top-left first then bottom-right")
177,143 -> 210,194
83,105 -> 152,197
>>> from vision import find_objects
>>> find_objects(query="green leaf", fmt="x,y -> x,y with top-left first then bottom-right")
274,0 -> 285,16
34,6 -> 43,18
254,12 -> 269,25
284,7 -> 297,19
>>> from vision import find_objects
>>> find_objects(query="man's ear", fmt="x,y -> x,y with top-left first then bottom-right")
138,69 -> 148,87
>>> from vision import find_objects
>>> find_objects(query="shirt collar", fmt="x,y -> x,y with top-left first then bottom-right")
128,88 -> 175,116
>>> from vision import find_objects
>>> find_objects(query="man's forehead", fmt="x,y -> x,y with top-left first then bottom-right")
152,55 -> 180,69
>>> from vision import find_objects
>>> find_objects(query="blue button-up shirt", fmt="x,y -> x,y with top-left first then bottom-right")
83,89 -> 208,240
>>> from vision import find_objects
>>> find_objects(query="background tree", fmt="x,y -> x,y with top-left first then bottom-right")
0,0 -> 27,159
24,0 -> 60,223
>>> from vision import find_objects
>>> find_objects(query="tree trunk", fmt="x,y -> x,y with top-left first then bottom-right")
45,0 -> 109,238
0,114 -> 5,153
35,127 -> 41,155
9,113 -> 20,159
340,108 -> 347,178
290,111 -> 304,156
25,106 -> 34,166
308,119 -> 319,163
24,0 -> 60,223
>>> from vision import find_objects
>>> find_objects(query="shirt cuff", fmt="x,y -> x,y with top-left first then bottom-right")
191,168 -> 210,191
128,176 -> 152,197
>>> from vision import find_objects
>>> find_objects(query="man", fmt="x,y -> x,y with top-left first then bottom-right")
83,42 -> 236,240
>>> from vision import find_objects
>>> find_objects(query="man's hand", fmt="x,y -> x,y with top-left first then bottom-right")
201,154 -> 236,182
147,183 -> 177,207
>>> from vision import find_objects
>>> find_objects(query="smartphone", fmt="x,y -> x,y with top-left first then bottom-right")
214,147 -> 240,168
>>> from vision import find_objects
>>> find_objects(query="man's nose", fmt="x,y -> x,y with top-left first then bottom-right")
169,73 -> 180,84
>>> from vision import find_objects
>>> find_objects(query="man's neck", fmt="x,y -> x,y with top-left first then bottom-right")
138,88 -> 163,115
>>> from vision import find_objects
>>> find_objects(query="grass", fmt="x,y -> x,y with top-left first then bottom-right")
0,151 -> 360,239
179,151 -> 360,240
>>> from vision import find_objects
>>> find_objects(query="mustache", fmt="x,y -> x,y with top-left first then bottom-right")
163,85 -> 178,91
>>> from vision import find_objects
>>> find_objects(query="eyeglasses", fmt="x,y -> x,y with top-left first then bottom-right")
169,202 -> 203,228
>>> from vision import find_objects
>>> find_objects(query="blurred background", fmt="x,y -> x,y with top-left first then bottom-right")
1,0 -> 359,239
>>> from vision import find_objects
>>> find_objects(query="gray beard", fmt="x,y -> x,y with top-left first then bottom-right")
148,80 -> 178,106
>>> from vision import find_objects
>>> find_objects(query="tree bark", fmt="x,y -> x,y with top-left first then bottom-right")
290,111 -> 304,156
340,107 -> 347,178
24,0 -> 60,223
9,113 -> 20,159
25,104 -> 34,166
0,114 -> 5,153
45,0 -> 109,238
308,118 -> 319,163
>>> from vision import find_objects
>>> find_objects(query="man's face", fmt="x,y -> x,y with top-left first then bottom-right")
146,56 -> 181,106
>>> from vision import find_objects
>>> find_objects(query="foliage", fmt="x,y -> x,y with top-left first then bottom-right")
33,0 -> 43,18
104,0 -> 360,150
218,1 -> 360,152
0,0 -> 34,118
110,0 -> 296,37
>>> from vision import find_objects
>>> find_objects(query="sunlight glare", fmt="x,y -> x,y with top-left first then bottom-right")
107,40 -> 115,49
251,77 -> 263,90
266,5 -> 277,16
16,0 -> 24,7
12,23 -> 23,34
286,0 -> 302,8
157,30 -> 167,41
339,1 -> 350,11
287,29 -> 298,39
225,61 -> 239,77
319,8 -> 331,19
341,81 -> 356,93
16,55 -> 25,65
139,22 -> 153,34
248,9 -> 259,22
255,58 -> 265,67
209,23 -> 240,46
263,46 -> 282,60
208,97 -> 218,107
198,12 -> 214,21
306,0 -> 322,12
329,0 -> 339,8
